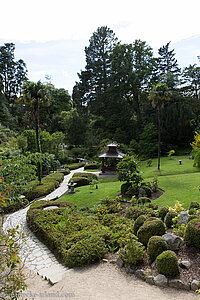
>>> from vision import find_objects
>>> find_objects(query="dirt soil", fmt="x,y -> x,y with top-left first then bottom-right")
20,262 -> 198,300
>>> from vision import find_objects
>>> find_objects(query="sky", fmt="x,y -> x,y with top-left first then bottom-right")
0,0 -> 200,94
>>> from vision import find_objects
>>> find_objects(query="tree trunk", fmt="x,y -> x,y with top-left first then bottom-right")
35,99 -> 42,183
157,104 -> 161,170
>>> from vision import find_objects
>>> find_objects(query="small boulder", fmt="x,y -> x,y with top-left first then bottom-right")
179,260 -> 191,270
179,211 -> 189,226
169,279 -> 190,291
146,276 -> 155,285
116,257 -> 124,268
191,280 -> 200,291
162,233 -> 183,251
154,274 -> 168,287
135,269 -> 146,280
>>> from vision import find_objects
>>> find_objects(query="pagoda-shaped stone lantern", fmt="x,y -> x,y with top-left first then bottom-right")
99,142 -> 125,173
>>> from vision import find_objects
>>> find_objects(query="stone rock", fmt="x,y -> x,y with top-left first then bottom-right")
116,257 -> 124,268
146,275 -> 155,285
135,269 -> 146,281
179,260 -> 191,270
191,280 -> 200,291
179,211 -> 189,226
125,265 -> 135,274
169,279 -> 190,291
154,274 -> 168,287
162,233 -> 183,251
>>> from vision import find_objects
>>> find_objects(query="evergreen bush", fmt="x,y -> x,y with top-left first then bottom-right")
147,236 -> 168,262
137,219 -> 166,246
184,218 -> 200,247
70,176 -> 90,187
164,211 -> 177,228
119,240 -> 147,265
156,250 -> 180,277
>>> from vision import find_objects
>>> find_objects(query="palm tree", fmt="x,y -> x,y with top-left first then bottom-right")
148,83 -> 171,170
20,81 -> 51,183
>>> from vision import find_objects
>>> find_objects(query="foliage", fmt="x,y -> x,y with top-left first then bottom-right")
139,123 -> 158,159
84,163 -> 100,170
117,155 -> 143,187
70,176 -> 90,187
137,219 -> 166,246
147,236 -> 168,262
0,155 -> 37,202
156,250 -> 180,277
164,211 -> 177,228
63,235 -> 107,267
133,215 -> 148,235
169,200 -> 184,214
72,172 -> 98,181
184,218 -> 200,247
158,207 -> 169,221
0,226 -> 27,299
136,197 -> 151,205
66,162 -> 85,170
126,206 -> 156,221
119,239 -> 147,265
168,149 -> 175,159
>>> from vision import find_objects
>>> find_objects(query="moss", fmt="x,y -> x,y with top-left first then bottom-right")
133,215 -> 148,235
158,207 -> 169,221
137,219 -> 166,247
156,250 -> 180,277
184,218 -> 200,247
147,236 -> 168,262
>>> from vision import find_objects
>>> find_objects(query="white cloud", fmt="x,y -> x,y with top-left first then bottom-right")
0,0 -> 200,46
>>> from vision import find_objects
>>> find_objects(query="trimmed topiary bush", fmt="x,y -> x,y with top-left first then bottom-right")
164,211 -> 177,228
84,163 -> 100,170
137,219 -> 166,246
156,250 -> 180,277
184,218 -> 200,247
70,176 -> 90,187
42,172 -> 64,183
136,197 -> 151,205
147,236 -> 168,262
26,181 -> 57,201
158,207 -> 169,221
72,172 -> 98,181
133,215 -> 148,235
119,240 -> 147,265
66,163 -> 85,170
126,206 -> 156,221
62,236 -> 107,267
121,182 -> 132,195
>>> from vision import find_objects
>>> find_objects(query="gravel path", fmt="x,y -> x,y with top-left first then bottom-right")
3,167 -> 84,284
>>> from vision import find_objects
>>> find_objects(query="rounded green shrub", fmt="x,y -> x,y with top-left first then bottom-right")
121,182 -> 132,195
67,163 -> 85,170
63,236 -> 107,267
126,206 -> 156,221
137,219 -> 166,246
136,197 -> 151,205
42,172 -> 64,183
164,211 -> 177,228
158,207 -> 169,221
140,183 -> 152,197
147,236 -> 168,262
119,240 -> 147,265
133,215 -> 148,235
189,201 -> 200,210
70,176 -> 90,187
72,172 -> 98,181
26,181 -> 57,201
187,215 -> 198,223
84,163 -> 100,170
156,250 -> 180,277
184,218 -> 200,247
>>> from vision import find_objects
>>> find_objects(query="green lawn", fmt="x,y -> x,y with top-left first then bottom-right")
140,155 -> 200,178
59,180 -> 121,208
59,155 -> 200,210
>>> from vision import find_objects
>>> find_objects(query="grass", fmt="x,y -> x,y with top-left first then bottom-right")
59,180 -> 121,208
140,155 -> 200,178
59,155 -> 200,210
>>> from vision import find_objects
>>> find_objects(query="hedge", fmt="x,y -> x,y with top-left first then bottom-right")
84,163 -> 100,170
